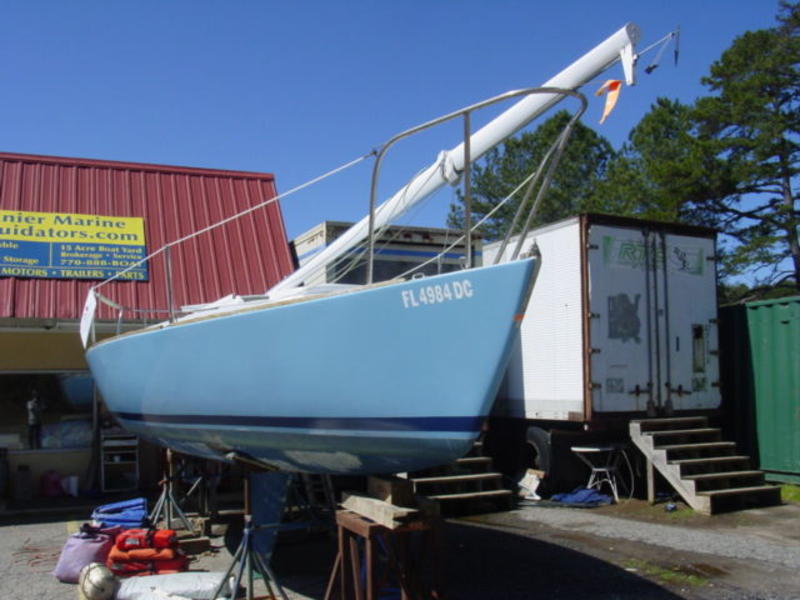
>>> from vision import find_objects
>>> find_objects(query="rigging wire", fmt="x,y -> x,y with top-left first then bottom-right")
640,28 -> 680,74
326,162 -> 443,285
89,151 -> 376,311
394,164 -> 541,280
394,116 -> 577,280
91,86 -> 587,313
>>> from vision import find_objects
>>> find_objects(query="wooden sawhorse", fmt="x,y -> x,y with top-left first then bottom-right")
324,509 -> 444,600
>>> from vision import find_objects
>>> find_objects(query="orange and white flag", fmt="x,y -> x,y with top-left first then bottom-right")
595,80 -> 622,124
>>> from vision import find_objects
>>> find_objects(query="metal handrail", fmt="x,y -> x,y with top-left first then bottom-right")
366,87 -> 586,283
385,90 -> 587,280
501,92 -> 588,263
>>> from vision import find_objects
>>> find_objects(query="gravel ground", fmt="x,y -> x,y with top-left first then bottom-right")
465,500 -> 800,599
513,504 -> 800,569
0,519 -> 80,600
2,500 -> 799,599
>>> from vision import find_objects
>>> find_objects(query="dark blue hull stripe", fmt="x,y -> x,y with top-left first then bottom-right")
116,412 -> 483,432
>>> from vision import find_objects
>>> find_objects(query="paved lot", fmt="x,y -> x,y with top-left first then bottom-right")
471,501 -> 800,599
1,499 -> 799,599
0,518 -> 85,600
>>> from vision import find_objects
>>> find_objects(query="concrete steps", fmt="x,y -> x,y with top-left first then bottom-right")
630,417 -> 781,515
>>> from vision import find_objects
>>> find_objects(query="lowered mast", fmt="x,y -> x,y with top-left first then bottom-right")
269,23 -> 640,294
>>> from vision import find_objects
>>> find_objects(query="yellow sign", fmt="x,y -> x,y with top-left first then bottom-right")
0,209 -> 148,281
0,209 -> 145,245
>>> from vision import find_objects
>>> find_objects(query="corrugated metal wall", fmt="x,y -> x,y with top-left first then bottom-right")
0,152 -> 294,321
747,296 -> 800,483
720,296 -> 800,483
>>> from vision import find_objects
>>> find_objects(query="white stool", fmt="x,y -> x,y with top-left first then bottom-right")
571,445 -> 625,502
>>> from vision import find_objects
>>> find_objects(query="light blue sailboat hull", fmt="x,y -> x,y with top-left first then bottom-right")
86,259 -> 536,474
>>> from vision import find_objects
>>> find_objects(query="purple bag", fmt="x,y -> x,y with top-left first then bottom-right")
52,524 -> 120,583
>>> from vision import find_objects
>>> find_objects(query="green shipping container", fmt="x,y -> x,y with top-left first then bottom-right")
721,296 -> 800,483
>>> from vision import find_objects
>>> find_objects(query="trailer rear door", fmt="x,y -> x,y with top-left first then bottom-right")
587,224 -> 720,415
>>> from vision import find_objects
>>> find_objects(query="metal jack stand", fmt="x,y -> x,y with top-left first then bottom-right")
212,456 -> 292,600
149,449 -> 195,532
214,511 -> 289,600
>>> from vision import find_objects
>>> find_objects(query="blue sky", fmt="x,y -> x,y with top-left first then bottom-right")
1,1 -> 780,241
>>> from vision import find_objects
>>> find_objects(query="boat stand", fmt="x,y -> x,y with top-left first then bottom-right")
214,512 -> 289,600
149,449 -> 195,532
212,466 -> 292,600
324,509 -> 444,600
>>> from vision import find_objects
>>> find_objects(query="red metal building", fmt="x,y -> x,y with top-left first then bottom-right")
0,152 -> 294,500
0,151 -> 293,323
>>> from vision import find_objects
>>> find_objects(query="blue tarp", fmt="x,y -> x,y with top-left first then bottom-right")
550,487 -> 612,507
91,497 -> 149,528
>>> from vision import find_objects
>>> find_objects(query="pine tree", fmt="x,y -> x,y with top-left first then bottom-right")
688,1 -> 800,289
447,111 -> 616,240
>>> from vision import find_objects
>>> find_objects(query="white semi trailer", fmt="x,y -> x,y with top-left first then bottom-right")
483,214 -> 720,488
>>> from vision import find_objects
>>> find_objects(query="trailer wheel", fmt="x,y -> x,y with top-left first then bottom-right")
523,426 -> 551,475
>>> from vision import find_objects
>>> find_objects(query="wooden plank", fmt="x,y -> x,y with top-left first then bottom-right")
631,417 -> 710,434
683,470 -> 764,481
177,536 -> 211,554
646,428 -> 720,438
412,472 -> 502,485
658,441 -> 735,451
668,455 -> 748,465
341,492 -> 420,529
697,485 -> 781,498
367,476 -> 415,507
426,489 -> 512,501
